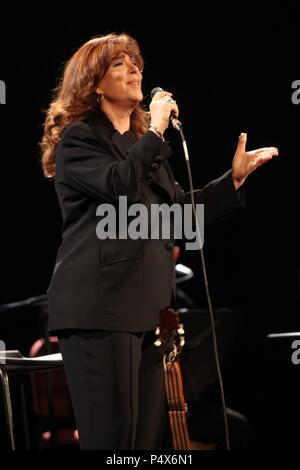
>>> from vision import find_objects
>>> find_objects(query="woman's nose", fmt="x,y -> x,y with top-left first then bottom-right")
128,61 -> 140,73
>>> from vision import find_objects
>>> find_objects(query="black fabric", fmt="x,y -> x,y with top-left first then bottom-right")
48,112 -> 244,332
57,329 -> 167,450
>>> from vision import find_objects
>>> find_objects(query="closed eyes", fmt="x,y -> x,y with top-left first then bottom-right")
112,61 -> 139,68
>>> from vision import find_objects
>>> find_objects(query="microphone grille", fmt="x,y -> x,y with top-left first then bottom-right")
151,87 -> 164,98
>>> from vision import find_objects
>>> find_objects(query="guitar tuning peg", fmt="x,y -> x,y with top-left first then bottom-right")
155,326 -> 160,336
177,325 -> 185,335
154,339 -> 162,348
180,338 -> 185,347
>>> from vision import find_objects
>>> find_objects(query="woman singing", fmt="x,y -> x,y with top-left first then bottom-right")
40,33 -> 278,449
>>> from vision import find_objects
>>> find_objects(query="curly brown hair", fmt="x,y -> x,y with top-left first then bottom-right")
40,33 -> 149,178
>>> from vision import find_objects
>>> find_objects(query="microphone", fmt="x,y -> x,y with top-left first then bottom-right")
151,87 -> 182,131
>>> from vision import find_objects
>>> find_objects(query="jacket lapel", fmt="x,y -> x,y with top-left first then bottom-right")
85,110 -> 176,202
111,131 -> 133,160
85,111 -> 126,161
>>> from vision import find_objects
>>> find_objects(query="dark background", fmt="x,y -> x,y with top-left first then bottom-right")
0,5 -> 299,449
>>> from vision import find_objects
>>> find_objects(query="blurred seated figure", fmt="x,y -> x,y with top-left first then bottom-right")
178,298 -> 247,450
29,337 -> 79,449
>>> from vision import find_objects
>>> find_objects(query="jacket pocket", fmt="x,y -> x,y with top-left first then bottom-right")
99,257 -> 143,317
99,238 -> 144,266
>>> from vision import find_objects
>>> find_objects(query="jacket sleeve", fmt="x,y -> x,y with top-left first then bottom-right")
175,170 -> 246,225
56,122 -> 173,203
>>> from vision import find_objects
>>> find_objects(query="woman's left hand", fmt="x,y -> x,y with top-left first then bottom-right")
232,133 -> 279,189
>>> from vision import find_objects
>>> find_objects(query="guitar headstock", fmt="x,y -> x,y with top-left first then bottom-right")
154,307 -> 185,360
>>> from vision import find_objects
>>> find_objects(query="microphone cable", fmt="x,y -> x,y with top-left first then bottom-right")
150,86 -> 232,450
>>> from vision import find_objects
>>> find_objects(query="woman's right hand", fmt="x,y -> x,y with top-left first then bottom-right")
149,90 -> 179,135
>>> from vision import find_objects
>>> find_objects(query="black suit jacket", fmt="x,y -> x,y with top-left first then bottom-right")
47,111 -> 244,332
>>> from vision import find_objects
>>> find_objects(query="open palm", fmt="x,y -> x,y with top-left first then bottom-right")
232,133 -> 279,189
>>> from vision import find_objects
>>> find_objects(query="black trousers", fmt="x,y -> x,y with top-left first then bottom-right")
58,329 -> 167,450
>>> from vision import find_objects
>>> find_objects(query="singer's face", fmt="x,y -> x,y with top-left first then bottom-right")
98,53 -> 143,106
